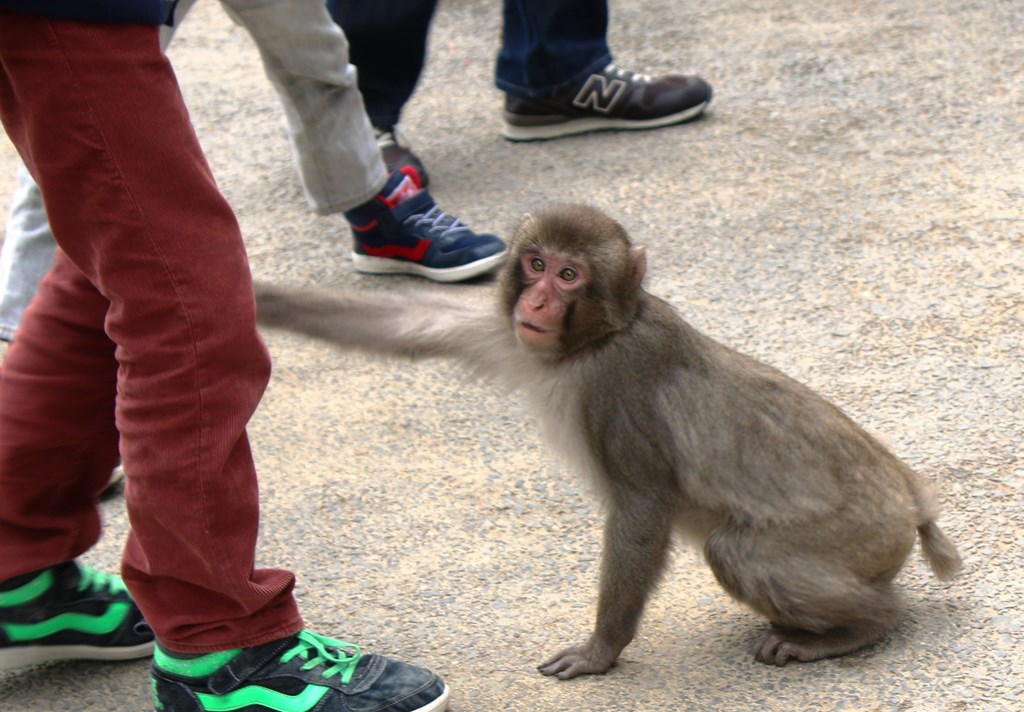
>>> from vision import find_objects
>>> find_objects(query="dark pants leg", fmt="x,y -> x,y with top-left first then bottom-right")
328,0 -> 439,129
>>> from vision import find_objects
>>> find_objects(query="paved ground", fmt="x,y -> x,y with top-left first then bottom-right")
1,1 -> 1022,710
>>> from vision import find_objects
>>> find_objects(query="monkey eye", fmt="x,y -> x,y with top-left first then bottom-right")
529,256 -> 545,272
558,267 -> 579,282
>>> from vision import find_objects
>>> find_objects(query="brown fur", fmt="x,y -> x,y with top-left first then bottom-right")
254,203 -> 962,677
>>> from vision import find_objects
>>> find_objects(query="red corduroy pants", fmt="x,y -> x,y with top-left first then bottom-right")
0,12 -> 303,652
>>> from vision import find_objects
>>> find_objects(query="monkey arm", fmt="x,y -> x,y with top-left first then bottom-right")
253,281 -> 516,378
538,487 -> 675,679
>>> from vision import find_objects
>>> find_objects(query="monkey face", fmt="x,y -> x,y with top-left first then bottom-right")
513,249 -> 589,352
500,204 -> 649,361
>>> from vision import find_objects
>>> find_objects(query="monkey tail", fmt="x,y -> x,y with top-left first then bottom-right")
917,521 -> 963,581
910,476 -> 963,581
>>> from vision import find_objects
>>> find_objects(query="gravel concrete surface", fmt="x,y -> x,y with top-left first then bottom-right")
1,1 -> 1022,710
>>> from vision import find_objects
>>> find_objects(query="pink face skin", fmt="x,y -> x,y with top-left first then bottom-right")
513,249 -> 588,351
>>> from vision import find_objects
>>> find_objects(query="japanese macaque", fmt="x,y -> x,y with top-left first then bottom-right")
254,204 -> 962,678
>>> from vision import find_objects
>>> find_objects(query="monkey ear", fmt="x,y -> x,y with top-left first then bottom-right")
629,245 -> 647,289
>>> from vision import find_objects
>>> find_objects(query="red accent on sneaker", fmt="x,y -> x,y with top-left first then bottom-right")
351,219 -> 379,233
359,239 -> 431,261
378,170 -> 422,209
399,164 -> 423,189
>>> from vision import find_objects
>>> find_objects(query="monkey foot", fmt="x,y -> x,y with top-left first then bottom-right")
754,625 -> 882,666
537,641 -> 620,680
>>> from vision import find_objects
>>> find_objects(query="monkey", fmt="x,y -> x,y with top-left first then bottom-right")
253,203 -> 962,678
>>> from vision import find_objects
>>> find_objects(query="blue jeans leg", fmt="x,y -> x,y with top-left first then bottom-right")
496,0 -> 612,98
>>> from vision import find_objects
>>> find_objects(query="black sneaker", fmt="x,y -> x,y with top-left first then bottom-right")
151,629 -> 450,712
0,561 -> 154,671
101,463 -> 126,499
375,127 -> 431,189
345,168 -> 507,282
502,63 -> 712,141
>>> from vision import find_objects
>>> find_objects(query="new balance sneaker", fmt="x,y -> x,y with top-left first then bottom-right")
151,629 -> 449,712
345,168 -> 507,282
375,126 -> 430,188
502,63 -> 712,141
0,561 -> 154,670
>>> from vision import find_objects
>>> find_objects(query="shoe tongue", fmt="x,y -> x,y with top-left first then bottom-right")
380,169 -> 422,209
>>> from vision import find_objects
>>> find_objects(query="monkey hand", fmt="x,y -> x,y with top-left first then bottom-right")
537,637 -> 623,679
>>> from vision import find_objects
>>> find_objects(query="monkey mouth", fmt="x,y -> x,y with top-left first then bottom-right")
518,320 -> 551,334
516,319 -> 558,348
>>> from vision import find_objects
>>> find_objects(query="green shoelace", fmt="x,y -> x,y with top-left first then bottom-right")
76,565 -> 129,597
282,630 -> 363,685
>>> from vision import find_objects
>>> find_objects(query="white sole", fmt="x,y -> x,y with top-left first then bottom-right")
0,640 -> 155,671
416,684 -> 450,712
351,249 -> 508,283
502,100 -> 710,142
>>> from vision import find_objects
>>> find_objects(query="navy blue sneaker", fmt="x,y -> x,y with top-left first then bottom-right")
503,63 -> 712,141
152,629 -> 449,712
345,168 -> 507,282
0,561 -> 154,670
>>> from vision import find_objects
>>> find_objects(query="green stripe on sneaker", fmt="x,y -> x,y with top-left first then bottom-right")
152,679 -> 165,711
2,601 -> 131,641
0,570 -> 53,607
196,684 -> 330,712
154,646 -> 242,678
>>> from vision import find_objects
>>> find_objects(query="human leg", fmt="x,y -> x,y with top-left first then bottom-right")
219,0 -> 387,215
327,0 -> 438,131
0,0 -> 194,345
0,163 -> 57,342
0,254 -> 120,574
220,0 -> 505,281
0,15 -> 450,709
328,0 -> 437,183
496,0 -> 611,97
497,0 -> 712,141
0,13 -> 299,651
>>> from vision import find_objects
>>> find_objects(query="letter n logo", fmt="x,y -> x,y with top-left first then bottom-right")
572,75 -> 628,114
